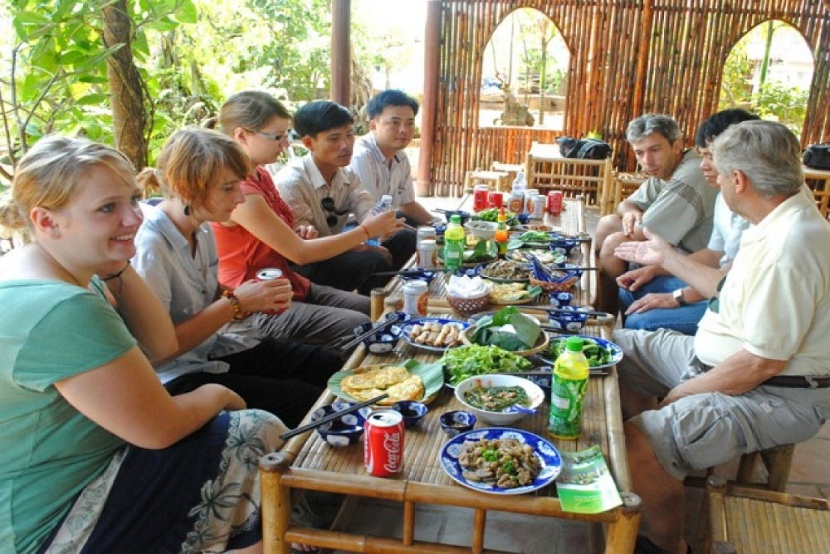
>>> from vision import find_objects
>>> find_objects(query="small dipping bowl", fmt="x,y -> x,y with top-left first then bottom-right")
443,210 -> 471,226
391,400 -> 429,428
439,410 -> 477,437
352,318 -> 404,354
546,306 -> 590,332
312,402 -> 371,447
550,238 -> 580,255
400,269 -> 436,284
549,291 -> 574,307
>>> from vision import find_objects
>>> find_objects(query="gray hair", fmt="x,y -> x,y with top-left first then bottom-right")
712,120 -> 803,198
626,114 -> 681,144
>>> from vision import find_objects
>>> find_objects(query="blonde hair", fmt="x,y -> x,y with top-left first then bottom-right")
211,90 -> 292,136
136,127 -> 252,210
0,135 -> 135,240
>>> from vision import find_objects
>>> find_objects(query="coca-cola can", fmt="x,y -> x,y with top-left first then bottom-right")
256,268 -> 283,281
547,191 -> 564,216
364,409 -> 405,477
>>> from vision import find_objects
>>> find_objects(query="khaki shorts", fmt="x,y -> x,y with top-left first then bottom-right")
613,329 -> 829,480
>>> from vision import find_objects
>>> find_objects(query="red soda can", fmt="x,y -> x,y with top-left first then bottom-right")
547,191 -> 563,216
364,409 -> 405,477
256,268 -> 283,281
472,184 -> 490,212
487,191 -> 504,209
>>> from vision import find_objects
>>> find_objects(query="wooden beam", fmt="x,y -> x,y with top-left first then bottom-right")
331,0 -> 351,107
418,0 -> 442,196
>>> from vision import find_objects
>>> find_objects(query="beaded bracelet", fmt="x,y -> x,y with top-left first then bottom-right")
359,224 -> 372,240
221,290 -> 247,321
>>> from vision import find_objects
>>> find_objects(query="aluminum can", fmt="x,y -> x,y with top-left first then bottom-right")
507,190 -> 525,214
402,279 -> 429,316
364,409 -> 405,477
547,190 -> 564,216
472,184 -> 490,212
523,188 -> 539,215
487,191 -> 504,209
256,268 -> 283,281
416,225 -> 437,243
531,194 -> 547,219
417,239 -> 437,269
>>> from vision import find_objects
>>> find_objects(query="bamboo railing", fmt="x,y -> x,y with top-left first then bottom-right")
425,0 -> 830,196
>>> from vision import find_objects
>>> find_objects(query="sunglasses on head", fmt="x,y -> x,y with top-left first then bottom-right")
321,196 -> 350,227
247,128 -> 291,142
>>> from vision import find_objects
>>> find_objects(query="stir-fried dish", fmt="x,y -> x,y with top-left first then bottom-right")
463,385 -> 530,412
458,438 -> 541,489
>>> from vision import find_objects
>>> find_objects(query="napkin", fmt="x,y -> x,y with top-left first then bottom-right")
447,275 -> 493,298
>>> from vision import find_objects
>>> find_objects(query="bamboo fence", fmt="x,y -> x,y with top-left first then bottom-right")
426,0 -> 830,196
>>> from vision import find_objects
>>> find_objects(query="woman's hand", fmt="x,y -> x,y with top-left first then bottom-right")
220,387 -> 247,411
294,225 -> 318,240
233,278 -> 293,313
363,210 -> 401,239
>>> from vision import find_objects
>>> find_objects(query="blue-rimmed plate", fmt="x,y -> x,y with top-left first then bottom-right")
439,428 -> 562,495
401,317 -> 471,352
538,335 -> 624,370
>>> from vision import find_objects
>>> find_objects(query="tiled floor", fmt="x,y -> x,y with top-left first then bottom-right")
325,194 -> 830,553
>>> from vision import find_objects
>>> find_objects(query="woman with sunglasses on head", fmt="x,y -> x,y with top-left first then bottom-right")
134,127 -> 343,428
0,134 -> 286,553
207,90 -> 400,349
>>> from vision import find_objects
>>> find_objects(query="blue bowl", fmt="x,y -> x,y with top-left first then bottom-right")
549,291 -> 574,307
391,400 -> 429,428
546,306 -> 590,332
443,210 -> 471,225
550,238 -> 580,255
439,410 -> 477,437
401,269 -> 436,283
353,319 -> 404,354
312,402 -> 371,447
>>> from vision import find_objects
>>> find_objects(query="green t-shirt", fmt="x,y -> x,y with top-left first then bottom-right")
0,280 -> 136,553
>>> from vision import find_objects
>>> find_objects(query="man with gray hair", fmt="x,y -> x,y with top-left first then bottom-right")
612,120 -> 830,554
594,114 -> 716,315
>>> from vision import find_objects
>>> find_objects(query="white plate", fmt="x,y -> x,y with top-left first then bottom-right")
439,428 -> 562,495
400,318 -> 471,352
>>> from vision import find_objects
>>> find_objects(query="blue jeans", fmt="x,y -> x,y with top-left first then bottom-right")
618,276 -> 706,335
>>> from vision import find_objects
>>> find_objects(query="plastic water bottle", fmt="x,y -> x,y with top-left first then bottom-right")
443,214 -> 466,271
548,336 -> 590,439
365,194 -> 393,246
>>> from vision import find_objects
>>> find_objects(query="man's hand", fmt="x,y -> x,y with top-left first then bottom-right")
620,209 -> 643,237
624,292 -> 678,315
614,227 -> 671,266
294,225 -> 318,240
617,265 -> 659,291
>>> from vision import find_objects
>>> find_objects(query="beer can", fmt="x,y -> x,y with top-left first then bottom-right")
417,239 -> 437,269
531,194 -> 546,219
364,409 -> 405,477
256,268 -> 283,281
402,279 -> 429,316
547,191 -> 564,216
472,184 -> 490,212
416,226 -> 437,243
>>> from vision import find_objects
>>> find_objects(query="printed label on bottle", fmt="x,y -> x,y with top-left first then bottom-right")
548,376 -> 588,439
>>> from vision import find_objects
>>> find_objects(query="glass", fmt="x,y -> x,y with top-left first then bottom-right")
320,196 -> 350,227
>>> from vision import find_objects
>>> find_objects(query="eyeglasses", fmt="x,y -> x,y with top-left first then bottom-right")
321,196 -> 350,227
248,128 -> 291,142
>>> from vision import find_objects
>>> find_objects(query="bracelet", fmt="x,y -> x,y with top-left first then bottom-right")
103,261 -> 131,281
221,290 -> 247,320
359,224 -> 372,240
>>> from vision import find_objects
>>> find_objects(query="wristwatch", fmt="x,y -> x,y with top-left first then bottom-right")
672,288 -> 688,306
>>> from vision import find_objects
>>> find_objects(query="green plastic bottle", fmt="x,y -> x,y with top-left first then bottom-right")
443,214 -> 466,271
548,336 -> 590,439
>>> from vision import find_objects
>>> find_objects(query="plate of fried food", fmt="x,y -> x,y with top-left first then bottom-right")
478,260 -> 531,283
328,359 -> 445,405
488,282 -> 543,305
439,428 -> 562,495
401,318 -> 470,352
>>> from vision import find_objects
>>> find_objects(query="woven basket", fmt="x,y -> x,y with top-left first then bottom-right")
446,293 -> 491,316
529,274 -> 580,293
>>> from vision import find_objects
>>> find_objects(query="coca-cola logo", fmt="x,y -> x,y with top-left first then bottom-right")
382,431 -> 401,471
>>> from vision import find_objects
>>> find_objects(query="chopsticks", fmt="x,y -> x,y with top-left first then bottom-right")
279,393 -> 389,440
521,306 -> 611,318
341,316 -> 399,351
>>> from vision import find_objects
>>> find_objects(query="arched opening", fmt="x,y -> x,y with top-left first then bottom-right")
480,8 -> 570,130
720,20 -> 814,136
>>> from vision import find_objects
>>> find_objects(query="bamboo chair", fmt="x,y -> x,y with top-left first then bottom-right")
610,171 -> 648,214
701,475 -> 830,554
463,169 -> 511,194
490,161 -> 523,188
685,444 -> 796,493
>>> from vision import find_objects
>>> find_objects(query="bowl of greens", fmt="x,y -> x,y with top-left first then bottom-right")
455,374 -> 545,425
439,344 -> 533,387
460,306 -> 549,357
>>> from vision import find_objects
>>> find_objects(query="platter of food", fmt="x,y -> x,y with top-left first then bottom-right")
401,318 -> 470,352
487,282 -> 542,305
538,335 -> 623,370
477,260 -> 531,283
327,359 -> 444,405
505,248 -> 566,266
439,428 -> 562,495
438,344 -> 533,387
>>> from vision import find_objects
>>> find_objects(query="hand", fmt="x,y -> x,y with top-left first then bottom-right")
233,278 -> 293,313
614,227 -> 671,267
364,210 -> 401,239
620,209 -> 643,237
617,265 -> 658,291
624,292 -> 678,315
295,225 -> 318,240
222,387 -> 247,411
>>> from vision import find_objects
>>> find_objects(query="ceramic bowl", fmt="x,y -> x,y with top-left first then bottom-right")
400,269 -> 437,283
546,306 -> 590,332
550,238 -> 580,255
454,374 -> 545,425
352,319 -> 404,354
464,220 -> 499,240
391,400 -> 429,428
439,410 -> 477,437
312,402 -> 371,446
442,210 -> 471,226
548,291 -> 574,307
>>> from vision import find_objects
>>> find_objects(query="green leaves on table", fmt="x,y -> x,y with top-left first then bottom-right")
470,306 -> 542,351
439,344 -> 533,386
